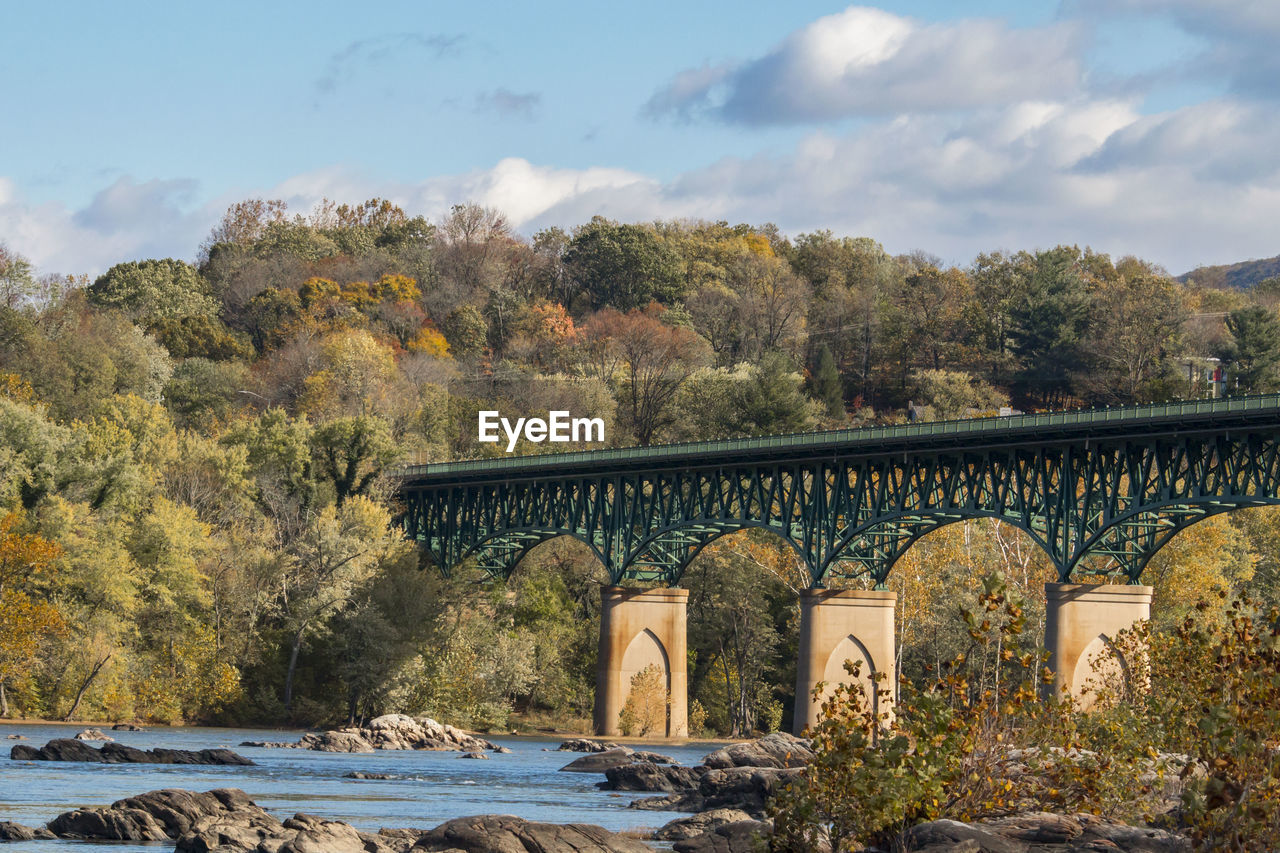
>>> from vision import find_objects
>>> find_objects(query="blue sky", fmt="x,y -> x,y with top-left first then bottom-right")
2,1 -> 1276,276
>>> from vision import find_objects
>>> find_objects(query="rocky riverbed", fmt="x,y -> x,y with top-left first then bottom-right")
1,724 -> 1196,852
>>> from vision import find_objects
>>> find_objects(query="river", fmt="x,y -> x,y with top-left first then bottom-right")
0,722 -> 725,851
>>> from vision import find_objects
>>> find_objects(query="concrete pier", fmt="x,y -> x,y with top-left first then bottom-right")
794,588 -> 896,735
1044,582 -> 1153,708
594,586 -> 688,738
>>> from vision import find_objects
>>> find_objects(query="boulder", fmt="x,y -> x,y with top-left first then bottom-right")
112,723 -> 144,731
414,814 -> 653,853
491,746 -> 513,754
701,732 -> 812,770
904,814 -> 1191,853
0,821 -> 56,840
631,766 -> 801,816
296,731 -> 375,753
560,747 -> 639,773
603,762 -> 706,792
74,728 -> 113,741
10,738 -> 254,765
49,788 -> 278,843
5,734 -> 26,739
557,738 -> 620,752
458,751 -> 488,759
653,808 -> 754,841
672,820 -> 773,853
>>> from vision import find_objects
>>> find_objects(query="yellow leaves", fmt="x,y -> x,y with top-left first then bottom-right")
407,324 -> 451,359
0,511 -> 62,588
299,328 -> 397,418
0,373 -> 35,405
300,274 -> 420,310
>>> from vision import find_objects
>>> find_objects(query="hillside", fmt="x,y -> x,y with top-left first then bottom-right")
1180,254 -> 1280,289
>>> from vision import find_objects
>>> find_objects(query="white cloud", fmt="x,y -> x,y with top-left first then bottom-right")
3,95 -> 1279,278
645,6 -> 1084,124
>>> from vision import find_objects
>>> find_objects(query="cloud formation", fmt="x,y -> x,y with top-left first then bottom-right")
1076,0 -> 1280,100
315,33 -> 465,95
645,6 -> 1084,124
4,90 -> 1278,278
474,88 -> 542,121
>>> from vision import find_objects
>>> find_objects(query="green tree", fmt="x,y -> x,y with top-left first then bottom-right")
1223,305 -> 1280,393
727,352 -> 820,436
310,415 -> 398,507
1010,247 -> 1091,406
277,496 -> 396,714
564,218 -> 685,310
88,259 -> 218,328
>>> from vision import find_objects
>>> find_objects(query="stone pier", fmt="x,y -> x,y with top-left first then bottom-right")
794,588 -> 896,735
1044,582 -> 1153,708
594,586 -> 688,738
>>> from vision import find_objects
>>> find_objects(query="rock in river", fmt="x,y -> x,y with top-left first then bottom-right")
10,738 -> 254,765
74,728 -> 113,741
560,745 -> 679,773
0,821 -> 55,840
701,732 -> 812,769
557,737 -> 621,752
240,713 -> 495,754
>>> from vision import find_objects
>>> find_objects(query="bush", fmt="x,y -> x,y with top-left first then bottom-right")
771,577 -> 1280,852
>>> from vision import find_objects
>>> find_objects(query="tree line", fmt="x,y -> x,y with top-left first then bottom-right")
0,198 -> 1278,732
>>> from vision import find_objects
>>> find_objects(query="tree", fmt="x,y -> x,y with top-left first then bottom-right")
1009,247 -> 1091,406
727,352 -> 820,436
1079,263 -> 1188,404
579,306 -> 710,445
912,369 -> 1008,420
809,344 -> 844,417
88,259 -> 218,328
731,253 -> 810,360
310,415 -> 398,507
564,218 -> 685,310
618,663 -> 668,736
970,251 -> 1033,383
278,496 -> 396,714
0,513 -> 66,716
1223,305 -> 1280,393
0,244 -> 37,311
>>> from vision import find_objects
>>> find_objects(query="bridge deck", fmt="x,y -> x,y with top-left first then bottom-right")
398,394 -> 1280,485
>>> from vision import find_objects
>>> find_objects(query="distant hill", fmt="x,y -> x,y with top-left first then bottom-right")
1179,255 -> 1280,289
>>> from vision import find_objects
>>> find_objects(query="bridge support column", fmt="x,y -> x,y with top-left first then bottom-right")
794,589 -> 896,735
1044,583 -> 1153,709
595,586 -> 688,738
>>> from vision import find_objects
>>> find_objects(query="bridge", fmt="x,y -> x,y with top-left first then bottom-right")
397,395 -> 1280,736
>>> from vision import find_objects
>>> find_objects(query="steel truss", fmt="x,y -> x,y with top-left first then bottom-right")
398,397 -> 1280,587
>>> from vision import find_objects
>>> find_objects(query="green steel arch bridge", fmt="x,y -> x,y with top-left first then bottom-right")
396,395 -> 1280,589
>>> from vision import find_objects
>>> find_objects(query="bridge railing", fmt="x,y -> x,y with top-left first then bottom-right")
397,393 -> 1280,479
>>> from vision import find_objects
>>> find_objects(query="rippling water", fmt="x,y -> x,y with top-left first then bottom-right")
0,723 -> 726,851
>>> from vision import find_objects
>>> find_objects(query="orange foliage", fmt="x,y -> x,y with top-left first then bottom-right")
407,323 -> 452,359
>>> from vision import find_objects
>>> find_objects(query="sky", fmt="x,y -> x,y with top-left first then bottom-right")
1,0 -> 1277,277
